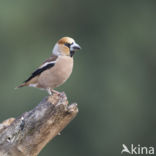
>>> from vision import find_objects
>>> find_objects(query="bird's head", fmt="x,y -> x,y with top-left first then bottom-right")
52,37 -> 81,57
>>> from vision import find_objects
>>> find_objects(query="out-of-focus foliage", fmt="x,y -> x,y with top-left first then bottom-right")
0,1 -> 156,155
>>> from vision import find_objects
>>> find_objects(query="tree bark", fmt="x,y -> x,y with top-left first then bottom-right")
0,92 -> 78,156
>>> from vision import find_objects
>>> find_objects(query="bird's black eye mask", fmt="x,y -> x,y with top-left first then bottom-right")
64,42 -> 73,48
64,42 -> 75,57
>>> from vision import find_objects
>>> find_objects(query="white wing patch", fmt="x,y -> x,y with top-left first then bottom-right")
29,84 -> 38,87
40,61 -> 56,68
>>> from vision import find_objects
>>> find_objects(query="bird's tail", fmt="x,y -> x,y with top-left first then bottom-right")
15,83 -> 27,89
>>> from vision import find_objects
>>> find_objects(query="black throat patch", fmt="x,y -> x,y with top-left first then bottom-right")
70,51 -> 75,57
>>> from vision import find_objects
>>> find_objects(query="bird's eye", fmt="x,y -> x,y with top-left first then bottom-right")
64,43 -> 72,48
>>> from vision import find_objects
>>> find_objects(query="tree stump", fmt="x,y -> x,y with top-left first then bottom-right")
0,92 -> 78,156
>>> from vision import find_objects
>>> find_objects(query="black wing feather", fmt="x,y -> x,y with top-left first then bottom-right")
24,63 -> 55,83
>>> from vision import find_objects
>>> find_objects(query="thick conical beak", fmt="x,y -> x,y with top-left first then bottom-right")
70,42 -> 81,51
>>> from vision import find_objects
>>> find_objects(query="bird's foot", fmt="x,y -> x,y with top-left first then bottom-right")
51,89 -> 60,95
52,90 -> 66,98
47,88 -> 65,97
47,88 -> 52,95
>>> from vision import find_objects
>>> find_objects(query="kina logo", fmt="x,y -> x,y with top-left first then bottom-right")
121,144 -> 155,155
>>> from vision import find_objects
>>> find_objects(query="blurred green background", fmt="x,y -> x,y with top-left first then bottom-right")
0,0 -> 156,155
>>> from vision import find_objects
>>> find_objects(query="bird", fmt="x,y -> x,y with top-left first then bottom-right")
16,37 -> 81,95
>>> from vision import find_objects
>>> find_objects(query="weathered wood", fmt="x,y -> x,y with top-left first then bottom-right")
0,92 -> 78,156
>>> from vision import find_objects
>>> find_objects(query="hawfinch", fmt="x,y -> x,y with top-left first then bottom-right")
17,37 -> 81,95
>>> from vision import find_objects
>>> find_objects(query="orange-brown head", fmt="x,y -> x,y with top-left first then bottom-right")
52,37 -> 81,57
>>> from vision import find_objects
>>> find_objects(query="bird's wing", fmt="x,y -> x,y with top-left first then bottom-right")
24,55 -> 58,83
